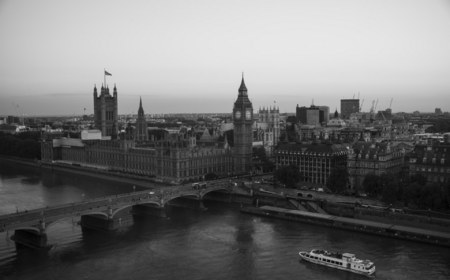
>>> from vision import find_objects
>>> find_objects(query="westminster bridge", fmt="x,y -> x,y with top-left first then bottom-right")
0,180 -> 240,249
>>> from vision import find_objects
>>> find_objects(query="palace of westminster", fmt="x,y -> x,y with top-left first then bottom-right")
41,77 -> 278,183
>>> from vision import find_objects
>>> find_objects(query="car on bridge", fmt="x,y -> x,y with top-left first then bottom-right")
192,182 -> 207,190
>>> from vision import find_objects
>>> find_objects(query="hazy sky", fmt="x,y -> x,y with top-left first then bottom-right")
1,0 -> 449,116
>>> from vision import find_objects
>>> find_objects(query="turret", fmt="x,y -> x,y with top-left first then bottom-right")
93,85 -> 98,98
93,82 -> 118,139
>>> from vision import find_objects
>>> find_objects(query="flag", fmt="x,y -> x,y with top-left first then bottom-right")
104,70 -> 112,76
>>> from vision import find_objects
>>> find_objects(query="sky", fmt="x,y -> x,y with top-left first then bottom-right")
0,0 -> 449,116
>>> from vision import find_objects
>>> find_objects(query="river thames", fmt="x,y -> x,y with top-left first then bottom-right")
0,161 -> 449,280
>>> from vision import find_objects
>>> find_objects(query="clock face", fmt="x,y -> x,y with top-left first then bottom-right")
245,109 -> 252,120
235,110 -> 241,119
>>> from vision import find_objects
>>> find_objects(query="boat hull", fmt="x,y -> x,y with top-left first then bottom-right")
299,252 -> 375,277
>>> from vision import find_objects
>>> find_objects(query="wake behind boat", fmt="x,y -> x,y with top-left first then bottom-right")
299,249 -> 376,276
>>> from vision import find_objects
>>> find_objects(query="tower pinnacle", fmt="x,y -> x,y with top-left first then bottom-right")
239,74 -> 247,93
138,96 -> 144,117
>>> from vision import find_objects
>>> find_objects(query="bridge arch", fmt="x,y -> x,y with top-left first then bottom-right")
81,211 -> 109,219
112,205 -> 132,217
13,227 -> 41,234
161,193 -> 200,206
111,201 -> 162,217
199,187 -> 231,199
41,217 -> 79,231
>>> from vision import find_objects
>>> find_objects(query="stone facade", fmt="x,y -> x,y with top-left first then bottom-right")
135,97 -> 148,142
93,84 -> 118,138
232,76 -> 253,173
408,142 -> 450,184
40,135 -> 233,183
40,78 -> 253,183
274,143 -> 350,187
347,141 -> 406,191
255,106 -> 280,156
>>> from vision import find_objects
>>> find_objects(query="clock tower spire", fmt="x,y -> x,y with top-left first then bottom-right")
232,74 -> 253,174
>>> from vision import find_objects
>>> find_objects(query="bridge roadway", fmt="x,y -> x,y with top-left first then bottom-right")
0,179 -> 235,234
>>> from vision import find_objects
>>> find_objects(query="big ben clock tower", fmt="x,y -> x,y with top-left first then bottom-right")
233,75 -> 253,174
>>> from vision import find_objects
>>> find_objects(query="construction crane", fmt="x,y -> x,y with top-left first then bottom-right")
359,99 -> 364,111
374,99 -> 379,112
389,98 -> 393,110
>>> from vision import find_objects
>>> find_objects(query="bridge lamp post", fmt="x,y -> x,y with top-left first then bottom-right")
133,185 -> 136,193
108,198 -> 113,218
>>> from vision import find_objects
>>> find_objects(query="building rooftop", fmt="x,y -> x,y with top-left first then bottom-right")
276,142 -> 350,155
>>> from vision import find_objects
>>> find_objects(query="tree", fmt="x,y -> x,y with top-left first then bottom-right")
410,174 -> 427,186
274,165 -> 302,188
253,146 -> 267,161
252,147 -> 275,173
327,165 -> 349,193
381,181 -> 398,205
402,181 -> 422,208
363,174 -> 382,198
204,172 -> 218,181
421,183 -> 445,210
286,123 -> 297,142
0,132 -> 41,159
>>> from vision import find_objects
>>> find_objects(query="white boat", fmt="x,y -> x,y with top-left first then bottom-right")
299,249 -> 376,276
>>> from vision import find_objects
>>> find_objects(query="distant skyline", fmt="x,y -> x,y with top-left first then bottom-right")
1,0 -> 450,116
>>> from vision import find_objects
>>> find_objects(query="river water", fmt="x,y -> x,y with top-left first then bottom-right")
0,161 -> 449,280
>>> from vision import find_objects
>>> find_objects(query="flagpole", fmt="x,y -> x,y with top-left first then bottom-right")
104,68 -> 106,88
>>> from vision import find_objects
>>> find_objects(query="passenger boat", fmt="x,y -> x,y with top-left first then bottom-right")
299,249 -> 375,276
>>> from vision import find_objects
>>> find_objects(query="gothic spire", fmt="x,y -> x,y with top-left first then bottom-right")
239,73 -> 247,93
138,96 -> 144,117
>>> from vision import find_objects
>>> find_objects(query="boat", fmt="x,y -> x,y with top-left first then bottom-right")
299,249 -> 376,276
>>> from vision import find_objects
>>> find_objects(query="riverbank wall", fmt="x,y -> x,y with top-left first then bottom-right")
322,201 -> 450,232
241,206 -> 450,247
